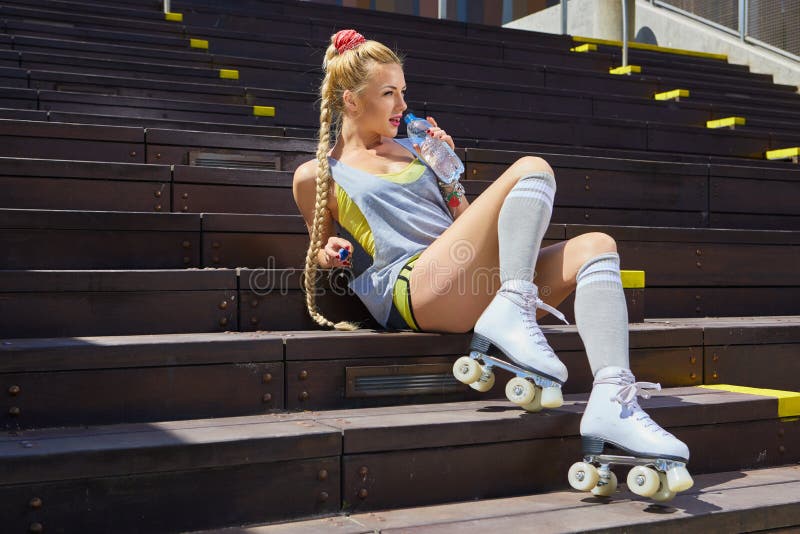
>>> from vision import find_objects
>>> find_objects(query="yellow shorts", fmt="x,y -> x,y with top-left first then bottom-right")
391,251 -> 423,331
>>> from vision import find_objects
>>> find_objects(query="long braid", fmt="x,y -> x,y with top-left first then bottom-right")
302,71 -> 361,331
300,31 -> 404,331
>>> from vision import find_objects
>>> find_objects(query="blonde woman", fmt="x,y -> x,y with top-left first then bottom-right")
292,29 -> 692,496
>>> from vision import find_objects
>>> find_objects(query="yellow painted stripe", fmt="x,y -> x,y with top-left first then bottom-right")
570,43 -> 597,53
572,35 -> 728,61
707,116 -> 746,129
253,106 -> 275,117
164,12 -> 183,22
766,147 -> 800,160
609,64 -> 641,75
654,89 -> 690,101
698,384 -> 800,418
190,38 -> 209,50
620,270 -> 644,288
219,69 -> 239,80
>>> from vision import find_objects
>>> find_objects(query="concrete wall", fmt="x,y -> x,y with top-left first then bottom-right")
503,0 -> 800,92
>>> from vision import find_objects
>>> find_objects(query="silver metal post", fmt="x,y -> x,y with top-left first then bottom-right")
163,0 -> 171,14
561,0 -> 568,35
738,0 -> 746,41
621,0 -> 628,67
438,0 -> 447,19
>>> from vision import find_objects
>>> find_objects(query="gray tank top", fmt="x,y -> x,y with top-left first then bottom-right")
328,136 -> 455,328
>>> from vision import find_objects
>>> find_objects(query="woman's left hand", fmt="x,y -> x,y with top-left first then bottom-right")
412,116 -> 455,154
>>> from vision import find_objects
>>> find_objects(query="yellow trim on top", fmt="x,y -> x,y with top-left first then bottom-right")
654,89 -> 690,101
219,69 -> 239,80
165,12 -> 183,22
253,106 -> 275,117
572,35 -> 728,61
707,117 -> 746,129
698,384 -> 800,418
570,43 -> 598,53
620,270 -> 645,288
766,147 -> 800,161
190,38 -> 209,50
609,65 -> 641,75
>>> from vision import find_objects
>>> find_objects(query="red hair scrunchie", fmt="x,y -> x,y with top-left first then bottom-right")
334,29 -> 366,55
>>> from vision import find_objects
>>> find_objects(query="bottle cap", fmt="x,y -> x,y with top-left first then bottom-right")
403,111 -> 418,125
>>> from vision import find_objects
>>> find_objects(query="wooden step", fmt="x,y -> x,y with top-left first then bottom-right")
1,134 -> 798,231
1,385 -> 796,531
222,465 -> 800,533
3,207 -> 798,314
8,20 -> 800,124
2,317 -> 798,425
9,0 -> 797,112
0,263 -> 638,337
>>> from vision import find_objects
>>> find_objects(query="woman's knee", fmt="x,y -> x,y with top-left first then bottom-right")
575,232 -> 618,258
515,155 -> 555,179
502,156 -> 555,187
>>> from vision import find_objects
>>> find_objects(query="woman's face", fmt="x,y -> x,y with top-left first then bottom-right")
344,62 -> 407,138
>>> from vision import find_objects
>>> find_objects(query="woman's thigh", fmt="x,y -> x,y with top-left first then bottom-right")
409,157 -> 616,333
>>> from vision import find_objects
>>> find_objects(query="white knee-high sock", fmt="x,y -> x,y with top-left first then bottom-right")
497,171 -> 556,284
574,252 -> 630,376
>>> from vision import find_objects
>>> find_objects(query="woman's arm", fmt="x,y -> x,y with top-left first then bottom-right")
413,116 -> 469,221
292,160 -> 352,268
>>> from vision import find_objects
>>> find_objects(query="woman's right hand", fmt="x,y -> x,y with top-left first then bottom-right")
321,236 -> 353,268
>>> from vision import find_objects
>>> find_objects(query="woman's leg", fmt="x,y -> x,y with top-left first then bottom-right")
410,156 -> 618,333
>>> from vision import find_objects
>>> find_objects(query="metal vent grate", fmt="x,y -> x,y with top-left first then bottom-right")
189,150 -> 281,171
346,363 -> 464,398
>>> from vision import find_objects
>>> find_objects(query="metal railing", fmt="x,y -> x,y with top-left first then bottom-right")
653,0 -> 799,62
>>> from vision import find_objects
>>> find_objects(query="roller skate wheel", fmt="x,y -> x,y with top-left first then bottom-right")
540,386 -> 563,408
469,369 -> 495,392
651,471 -> 676,502
591,471 -> 617,497
505,376 -> 536,406
626,466 -> 660,497
520,390 -> 543,412
568,462 -> 599,492
453,356 -> 481,384
667,465 -> 694,493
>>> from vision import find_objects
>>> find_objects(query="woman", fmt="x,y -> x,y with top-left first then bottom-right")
292,29 -> 692,496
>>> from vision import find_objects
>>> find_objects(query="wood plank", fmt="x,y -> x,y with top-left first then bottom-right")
0,456 -> 340,534
1,362 -> 285,428
0,270 -> 238,337
329,389 -> 776,454
705,344 -> 800,391
0,331 -> 283,372
0,419 -> 340,485
282,345 -> 701,410
339,418 -> 796,512
646,287 -> 800,318
258,466 -> 800,534
374,468 -> 800,533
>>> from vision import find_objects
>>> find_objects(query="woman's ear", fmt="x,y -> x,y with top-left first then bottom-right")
342,89 -> 358,114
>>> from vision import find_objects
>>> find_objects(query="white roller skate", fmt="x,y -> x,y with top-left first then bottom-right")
568,366 -> 694,501
452,278 -> 570,412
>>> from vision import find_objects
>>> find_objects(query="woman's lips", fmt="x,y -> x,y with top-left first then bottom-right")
389,118 -> 400,126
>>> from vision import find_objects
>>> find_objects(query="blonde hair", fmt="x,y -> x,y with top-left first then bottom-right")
302,32 -> 405,330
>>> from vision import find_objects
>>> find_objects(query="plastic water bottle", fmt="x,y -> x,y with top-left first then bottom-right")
403,112 -> 464,184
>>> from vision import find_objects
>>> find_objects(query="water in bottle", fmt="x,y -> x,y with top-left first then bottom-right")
403,112 -> 464,184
